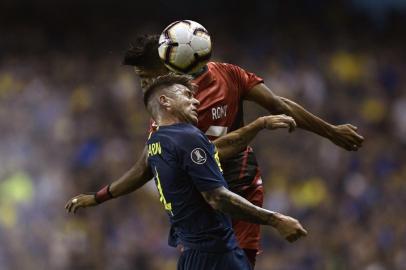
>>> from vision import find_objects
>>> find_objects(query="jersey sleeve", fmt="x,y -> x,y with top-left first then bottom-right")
222,63 -> 264,97
175,131 -> 226,192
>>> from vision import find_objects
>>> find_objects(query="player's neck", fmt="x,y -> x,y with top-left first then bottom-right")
155,114 -> 184,126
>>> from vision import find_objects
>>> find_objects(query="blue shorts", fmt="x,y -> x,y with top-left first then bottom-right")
177,247 -> 252,270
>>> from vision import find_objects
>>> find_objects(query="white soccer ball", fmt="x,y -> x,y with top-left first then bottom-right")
158,20 -> 212,74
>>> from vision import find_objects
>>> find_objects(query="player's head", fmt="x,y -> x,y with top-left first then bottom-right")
144,73 -> 199,125
123,34 -> 169,89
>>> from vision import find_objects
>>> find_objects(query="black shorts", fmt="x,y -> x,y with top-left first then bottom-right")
177,247 -> 252,270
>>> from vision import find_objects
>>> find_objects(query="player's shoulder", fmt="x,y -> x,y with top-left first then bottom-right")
168,124 -> 212,152
208,61 -> 241,71
154,123 -> 205,145
207,62 -> 246,79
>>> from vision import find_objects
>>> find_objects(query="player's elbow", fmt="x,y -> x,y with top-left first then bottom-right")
201,187 -> 227,211
278,97 -> 297,114
207,198 -> 222,211
267,96 -> 290,114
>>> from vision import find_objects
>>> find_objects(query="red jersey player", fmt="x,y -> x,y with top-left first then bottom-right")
192,62 -> 267,263
66,34 -> 364,268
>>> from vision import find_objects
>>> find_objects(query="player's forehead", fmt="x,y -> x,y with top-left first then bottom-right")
171,84 -> 193,96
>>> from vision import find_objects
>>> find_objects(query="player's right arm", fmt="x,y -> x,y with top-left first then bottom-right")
180,129 -> 306,243
65,113 -> 295,213
245,83 -> 364,151
223,63 -> 364,151
201,186 -> 307,242
65,146 -> 153,213
213,114 -> 296,160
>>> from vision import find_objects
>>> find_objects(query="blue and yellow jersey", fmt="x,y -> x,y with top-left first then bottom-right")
146,123 -> 237,252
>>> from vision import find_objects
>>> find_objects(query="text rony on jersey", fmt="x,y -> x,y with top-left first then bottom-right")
211,105 -> 228,120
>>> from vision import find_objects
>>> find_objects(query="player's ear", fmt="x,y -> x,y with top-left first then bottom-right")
159,94 -> 172,108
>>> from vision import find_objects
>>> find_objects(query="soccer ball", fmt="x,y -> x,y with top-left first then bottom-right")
158,20 -> 212,74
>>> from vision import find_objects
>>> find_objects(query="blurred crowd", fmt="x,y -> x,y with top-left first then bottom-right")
1,2 -> 406,270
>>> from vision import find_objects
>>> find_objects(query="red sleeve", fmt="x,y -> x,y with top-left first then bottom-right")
222,63 -> 264,97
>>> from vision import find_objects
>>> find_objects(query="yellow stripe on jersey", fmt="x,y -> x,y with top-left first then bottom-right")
214,147 -> 223,173
154,167 -> 173,216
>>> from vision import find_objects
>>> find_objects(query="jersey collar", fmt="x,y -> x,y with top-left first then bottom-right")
192,64 -> 215,91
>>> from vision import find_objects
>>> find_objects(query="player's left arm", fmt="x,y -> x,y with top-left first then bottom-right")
213,114 -> 296,160
65,146 -> 153,214
245,83 -> 364,151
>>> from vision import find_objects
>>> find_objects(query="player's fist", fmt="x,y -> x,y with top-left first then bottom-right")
331,124 -> 364,151
261,114 -> 297,132
273,213 -> 307,242
65,194 -> 98,214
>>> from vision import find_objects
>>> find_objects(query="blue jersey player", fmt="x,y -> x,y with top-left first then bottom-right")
147,124 -> 245,267
66,73 -> 307,269
65,74 -> 306,270
143,74 -> 307,270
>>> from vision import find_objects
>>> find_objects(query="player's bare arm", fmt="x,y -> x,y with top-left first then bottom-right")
66,113 -> 298,213
245,83 -> 364,151
201,186 -> 307,242
214,114 -> 296,160
109,146 -> 153,196
65,114 -> 296,213
65,146 -> 153,213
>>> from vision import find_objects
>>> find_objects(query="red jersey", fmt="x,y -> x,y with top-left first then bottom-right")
193,62 -> 263,138
193,62 -> 263,192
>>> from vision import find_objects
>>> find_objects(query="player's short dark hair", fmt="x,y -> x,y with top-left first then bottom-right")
122,34 -> 163,69
143,73 -> 195,107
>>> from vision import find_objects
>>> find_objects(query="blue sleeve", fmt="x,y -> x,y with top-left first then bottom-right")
175,130 -> 226,192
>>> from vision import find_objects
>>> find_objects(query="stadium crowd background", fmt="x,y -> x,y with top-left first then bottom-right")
0,1 -> 405,269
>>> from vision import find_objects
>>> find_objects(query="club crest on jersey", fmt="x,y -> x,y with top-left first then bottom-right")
191,148 -> 207,164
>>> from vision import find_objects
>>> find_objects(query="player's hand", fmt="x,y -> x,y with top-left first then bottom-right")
330,124 -> 364,151
261,114 -> 297,132
65,194 -> 98,214
273,213 -> 307,243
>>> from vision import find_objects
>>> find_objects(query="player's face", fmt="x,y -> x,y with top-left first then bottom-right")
134,66 -> 169,90
169,84 -> 200,125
